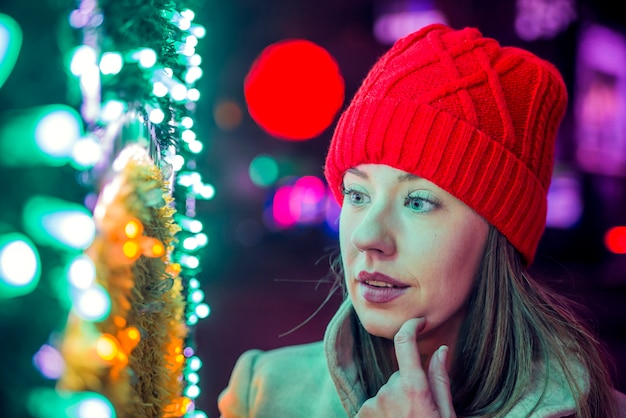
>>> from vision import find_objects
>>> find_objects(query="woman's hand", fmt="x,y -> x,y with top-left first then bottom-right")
356,318 -> 457,418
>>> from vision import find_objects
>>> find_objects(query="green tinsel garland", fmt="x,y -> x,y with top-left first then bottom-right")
96,0 -> 201,153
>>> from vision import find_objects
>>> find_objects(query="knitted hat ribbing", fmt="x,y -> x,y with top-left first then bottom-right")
324,23 -> 568,265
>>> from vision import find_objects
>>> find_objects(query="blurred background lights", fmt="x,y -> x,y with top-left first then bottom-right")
181,129 -> 196,142
170,83 -> 187,101
76,397 -> 115,418
190,24 -> 206,39
27,390 -> 116,418
271,184 -> 296,228
180,254 -> 200,269
181,116 -> 194,128
148,106 -> 165,124
187,372 -> 200,384
33,344 -> 65,380
0,13 -> 22,89
181,9 -> 195,21
290,176 -> 326,224
99,51 -> 123,75
269,176 -> 327,228
34,106 -> 83,159
0,233 -> 41,298
185,35 -> 198,49
194,233 -> 208,247
69,45 -> 97,77
546,173 -> 583,229
605,226 -> 626,254
187,88 -> 200,101
249,154 -> 279,187
244,39 -> 345,140
23,196 -> 95,250
185,58 -> 201,75
185,384 -> 200,399
373,0 -> 447,44
187,140 -> 203,153
131,48 -> 157,69
0,105 -> 84,167
515,0 -> 576,41
67,254 -> 96,290
100,100 -> 126,123
183,236 -> 199,251
213,99 -> 243,131
72,284 -> 111,322
188,356 -> 202,371
178,217 -> 203,233
96,334 -> 118,362
71,136 -> 102,169
195,302 -> 210,318
190,288 -> 204,303
152,81 -> 168,97
192,183 -> 215,199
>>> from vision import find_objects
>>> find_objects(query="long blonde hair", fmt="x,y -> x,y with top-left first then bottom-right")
341,226 -> 619,417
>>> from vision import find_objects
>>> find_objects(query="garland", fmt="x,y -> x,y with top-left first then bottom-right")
57,144 -> 188,417
49,0 -> 210,416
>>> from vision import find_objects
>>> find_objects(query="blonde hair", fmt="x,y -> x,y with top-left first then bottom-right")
339,226 -> 619,417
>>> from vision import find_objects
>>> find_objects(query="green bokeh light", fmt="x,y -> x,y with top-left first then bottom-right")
0,105 -> 83,167
0,233 -> 41,299
27,389 -> 116,418
22,195 -> 95,250
0,13 -> 22,89
249,153 -> 279,187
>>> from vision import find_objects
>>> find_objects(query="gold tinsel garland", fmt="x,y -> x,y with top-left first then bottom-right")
56,144 -> 189,417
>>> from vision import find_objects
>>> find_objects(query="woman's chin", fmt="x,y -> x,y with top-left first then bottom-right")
360,318 -> 401,340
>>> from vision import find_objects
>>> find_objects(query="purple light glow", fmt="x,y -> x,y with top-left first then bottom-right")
515,0 -> 576,41
32,344 -> 65,379
575,25 -> 626,177
546,173 -> 583,229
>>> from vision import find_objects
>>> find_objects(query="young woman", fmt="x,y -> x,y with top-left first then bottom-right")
218,23 -> 626,417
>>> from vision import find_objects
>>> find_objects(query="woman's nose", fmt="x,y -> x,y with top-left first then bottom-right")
350,206 -> 396,256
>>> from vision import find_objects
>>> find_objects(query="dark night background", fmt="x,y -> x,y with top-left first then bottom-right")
1,1 -> 626,417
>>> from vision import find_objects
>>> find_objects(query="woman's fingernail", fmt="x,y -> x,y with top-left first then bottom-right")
438,345 -> 448,363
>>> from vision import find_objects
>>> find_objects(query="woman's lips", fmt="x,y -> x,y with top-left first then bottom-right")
357,271 -> 409,303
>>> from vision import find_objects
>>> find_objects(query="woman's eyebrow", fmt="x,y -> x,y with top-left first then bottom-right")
346,167 -> 368,178
346,168 -> 421,182
398,173 -> 420,182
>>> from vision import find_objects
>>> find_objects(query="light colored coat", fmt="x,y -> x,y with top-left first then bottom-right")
218,299 -> 626,417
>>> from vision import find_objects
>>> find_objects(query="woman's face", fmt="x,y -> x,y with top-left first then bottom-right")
339,164 -> 489,346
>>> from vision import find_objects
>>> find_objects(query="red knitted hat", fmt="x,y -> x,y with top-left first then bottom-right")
324,23 -> 567,265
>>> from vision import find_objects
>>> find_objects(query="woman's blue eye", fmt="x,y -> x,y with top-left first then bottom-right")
341,186 -> 369,205
404,194 -> 438,212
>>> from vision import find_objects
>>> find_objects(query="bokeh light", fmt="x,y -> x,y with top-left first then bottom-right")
268,176 -> 328,229
72,284 -> 111,322
0,233 -> 41,299
33,344 -> 65,380
0,13 -> 23,89
27,389 -> 116,418
605,226 -> 626,254
23,195 -> 96,250
249,154 -> 279,187
213,99 -> 243,131
244,39 -> 344,140
0,105 -> 84,167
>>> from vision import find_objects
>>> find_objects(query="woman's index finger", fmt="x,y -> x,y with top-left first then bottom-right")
393,317 -> 426,376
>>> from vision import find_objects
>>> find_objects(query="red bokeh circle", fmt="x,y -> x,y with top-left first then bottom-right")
244,39 -> 345,141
